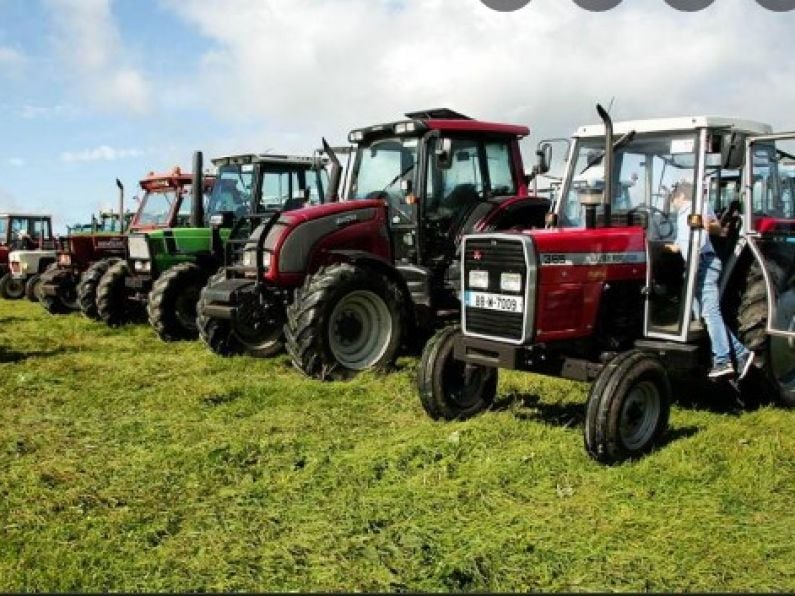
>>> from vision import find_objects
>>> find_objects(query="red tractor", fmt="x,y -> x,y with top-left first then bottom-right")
0,214 -> 55,299
37,181 -> 133,313
418,105 -> 795,464
198,109 -> 551,378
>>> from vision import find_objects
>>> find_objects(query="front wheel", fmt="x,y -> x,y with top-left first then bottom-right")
25,274 -> 41,302
96,261 -> 140,327
285,263 -> 404,380
147,262 -> 210,341
584,350 -> 671,464
0,273 -> 26,300
417,324 -> 497,420
77,258 -> 120,320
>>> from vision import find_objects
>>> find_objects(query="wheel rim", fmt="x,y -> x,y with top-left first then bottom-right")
5,278 -> 25,299
619,380 -> 661,450
442,356 -> 490,409
174,285 -> 201,332
232,292 -> 283,351
328,290 -> 392,370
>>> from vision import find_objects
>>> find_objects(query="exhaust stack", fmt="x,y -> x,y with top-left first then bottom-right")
191,151 -> 204,227
115,178 -> 124,232
322,138 -> 342,202
596,103 -> 613,228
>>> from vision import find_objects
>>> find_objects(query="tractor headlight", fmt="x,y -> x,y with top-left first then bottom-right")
500,272 -> 522,293
261,252 -> 271,269
242,250 -> 256,268
133,260 -> 151,273
58,254 -> 71,266
468,270 -> 489,289
128,235 -> 150,260
20,261 -> 28,272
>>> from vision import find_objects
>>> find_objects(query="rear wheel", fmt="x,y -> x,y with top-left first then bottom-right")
147,262 -> 210,341
585,350 -> 670,464
417,324 -> 497,420
0,273 -> 25,300
77,258 -> 120,320
96,261 -> 140,327
738,262 -> 795,407
37,264 -> 79,314
285,263 -> 403,380
24,274 -> 41,302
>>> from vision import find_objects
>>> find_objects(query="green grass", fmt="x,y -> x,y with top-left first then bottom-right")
0,299 -> 794,592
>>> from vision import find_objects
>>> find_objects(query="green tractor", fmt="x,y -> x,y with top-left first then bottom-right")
96,151 -> 333,341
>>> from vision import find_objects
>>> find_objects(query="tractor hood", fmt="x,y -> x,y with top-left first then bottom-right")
277,199 -> 385,226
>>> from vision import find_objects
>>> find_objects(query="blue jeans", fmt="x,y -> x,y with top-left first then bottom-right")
693,252 -> 749,367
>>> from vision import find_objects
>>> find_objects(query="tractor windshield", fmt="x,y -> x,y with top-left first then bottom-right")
0,218 -> 6,242
206,164 -> 254,220
350,137 -> 418,201
137,189 -> 179,226
558,132 -> 698,233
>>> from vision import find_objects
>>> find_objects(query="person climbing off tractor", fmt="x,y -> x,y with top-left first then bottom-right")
664,181 -> 755,380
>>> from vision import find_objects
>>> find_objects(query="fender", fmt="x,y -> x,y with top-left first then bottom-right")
479,195 -> 551,232
323,248 -> 418,328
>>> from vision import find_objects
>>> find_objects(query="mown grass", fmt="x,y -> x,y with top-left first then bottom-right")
0,299 -> 793,592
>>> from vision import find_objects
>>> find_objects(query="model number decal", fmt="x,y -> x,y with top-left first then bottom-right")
539,252 -> 646,266
335,214 -> 358,227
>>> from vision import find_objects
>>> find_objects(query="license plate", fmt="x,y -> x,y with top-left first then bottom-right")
465,291 -> 524,313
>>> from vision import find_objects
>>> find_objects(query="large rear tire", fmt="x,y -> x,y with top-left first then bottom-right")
77,258 -> 120,320
147,262 -> 210,341
0,273 -> 25,300
737,262 -> 795,407
285,263 -> 403,380
584,350 -> 671,464
417,324 -> 497,420
37,264 -> 79,314
96,261 -> 140,327
25,274 -> 41,302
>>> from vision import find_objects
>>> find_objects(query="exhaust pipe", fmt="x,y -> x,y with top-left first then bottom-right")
115,178 -> 124,232
596,103 -> 613,228
322,138 -> 341,202
191,151 -> 204,227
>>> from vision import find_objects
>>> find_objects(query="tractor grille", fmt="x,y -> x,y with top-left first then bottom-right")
462,235 -> 535,343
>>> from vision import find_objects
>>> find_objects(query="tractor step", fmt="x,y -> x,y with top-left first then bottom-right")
202,278 -> 254,304
634,339 -> 704,372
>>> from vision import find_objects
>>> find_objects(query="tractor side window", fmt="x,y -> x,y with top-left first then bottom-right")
260,171 -> 293,210
425,138 -> 484,227
176,187 -> 193,226
138,190 -> 178,226
617,152 -> 646,210
32,218 -> 50,239
485,141 -> 516,196
750,140 -> 795,219
10,217 -> 29,238
0,218 -> 7,243
307,168 -> 327,205
207,164 -> 253,219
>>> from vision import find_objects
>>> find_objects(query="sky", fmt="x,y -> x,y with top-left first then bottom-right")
0,0 -> 793,233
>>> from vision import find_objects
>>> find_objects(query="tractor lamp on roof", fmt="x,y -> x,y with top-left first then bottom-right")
394,121 -> 417,134
348,130 -> 365,143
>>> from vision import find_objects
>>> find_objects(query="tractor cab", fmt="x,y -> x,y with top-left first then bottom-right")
552,116 -> 771,343
130,167 -> 215,232
344,108 -> 541,279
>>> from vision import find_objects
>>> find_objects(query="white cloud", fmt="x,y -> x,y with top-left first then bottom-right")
0,46 -> 25,73
60,145 -> 144,163
46,0 -> 152,114
163,0 -> 795,162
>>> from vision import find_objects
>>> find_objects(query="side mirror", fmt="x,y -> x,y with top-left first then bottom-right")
721,132 -> 746,170
435,138 -> 453,170
536,142 -> 552,176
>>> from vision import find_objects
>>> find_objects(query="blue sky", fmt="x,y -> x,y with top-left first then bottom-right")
1,0 -> 793,232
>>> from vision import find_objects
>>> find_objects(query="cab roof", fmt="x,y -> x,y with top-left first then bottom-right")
349,107 -> 529,141
0,213 -> 52,219
575,116 -> 772,138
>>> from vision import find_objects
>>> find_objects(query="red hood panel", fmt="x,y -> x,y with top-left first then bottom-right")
282,199 -> 385,224
525,227 -> 647,254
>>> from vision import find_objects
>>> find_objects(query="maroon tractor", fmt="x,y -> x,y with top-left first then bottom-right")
37,193 -> 133,314
198,108 -> 551,379
418,104 -> 795,464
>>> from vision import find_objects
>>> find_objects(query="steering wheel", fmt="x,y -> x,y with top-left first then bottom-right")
627,205 -> 674,240
365,190 -> 413,223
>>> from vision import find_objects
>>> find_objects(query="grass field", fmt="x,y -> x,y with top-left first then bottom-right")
0,299 -> 793,592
